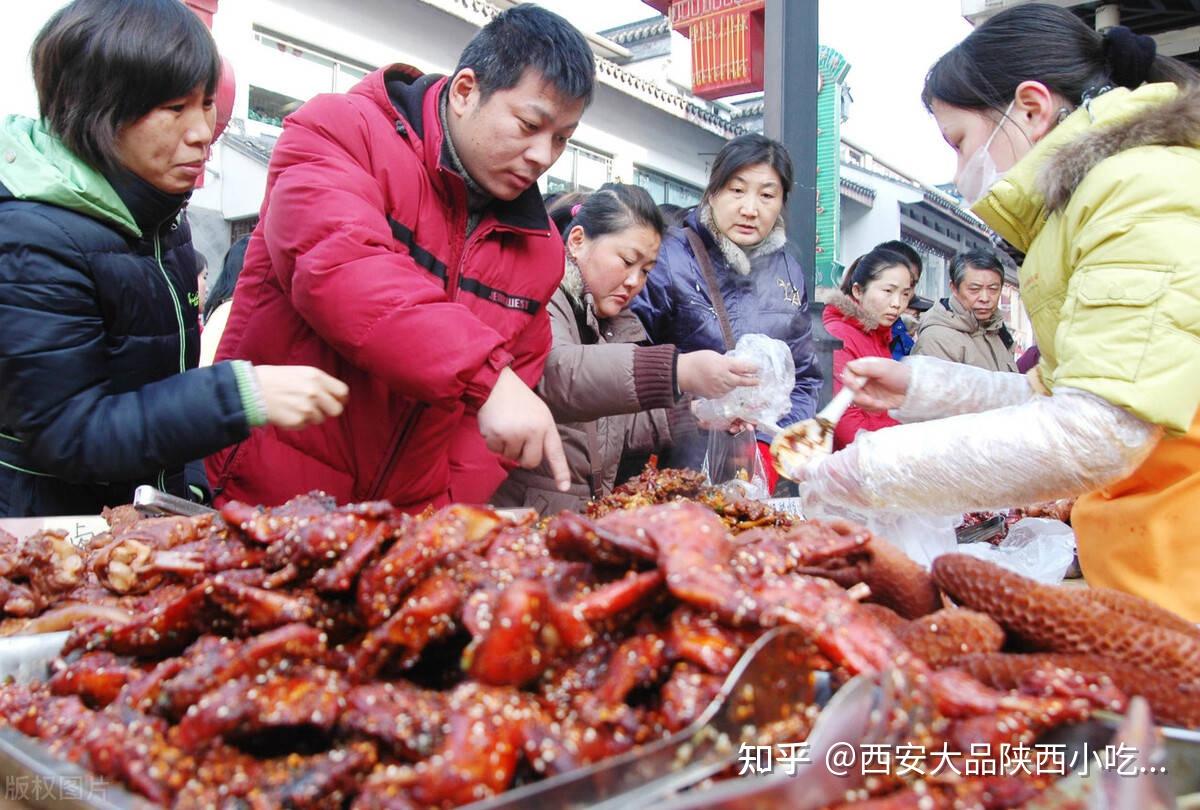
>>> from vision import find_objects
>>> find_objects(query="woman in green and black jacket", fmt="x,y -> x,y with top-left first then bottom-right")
0,0 -> 347,517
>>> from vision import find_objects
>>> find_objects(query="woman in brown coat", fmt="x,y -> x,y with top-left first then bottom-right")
493,185 -> 758,513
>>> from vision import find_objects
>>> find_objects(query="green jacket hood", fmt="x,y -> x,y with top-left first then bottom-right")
0,116 -> 140,237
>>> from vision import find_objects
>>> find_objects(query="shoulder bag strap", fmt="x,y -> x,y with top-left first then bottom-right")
683,227 -> 736,352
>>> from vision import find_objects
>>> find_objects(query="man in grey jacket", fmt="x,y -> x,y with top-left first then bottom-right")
913,249 -> 1018,373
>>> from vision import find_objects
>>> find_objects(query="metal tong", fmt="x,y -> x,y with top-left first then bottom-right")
462,625 -> 831,810
132,485 -> 216,518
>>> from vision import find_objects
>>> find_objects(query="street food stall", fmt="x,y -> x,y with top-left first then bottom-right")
0,467 -> 1196,809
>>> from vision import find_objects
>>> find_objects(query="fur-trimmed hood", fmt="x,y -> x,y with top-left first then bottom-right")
697,202 -> 787,276
558,256 -> 648,344
560,255 -> 586,301
822,289 -> 888,333
974,82 -> 1200,252
1040,82 -> 1200,213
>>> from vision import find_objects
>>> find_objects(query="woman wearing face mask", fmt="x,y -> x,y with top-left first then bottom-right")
0,0 -> 347,517
790,3 -> 1200,620
494,184 -> 758,513
823,245 -> 916,450
632,134 -> 823,487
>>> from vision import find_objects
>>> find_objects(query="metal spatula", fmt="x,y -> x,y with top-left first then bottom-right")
462,625 -> 830,810
769,387 -> 856,479
642,672 -> 888,810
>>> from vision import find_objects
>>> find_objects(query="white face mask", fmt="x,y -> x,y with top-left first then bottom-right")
956,101 -> 1014,206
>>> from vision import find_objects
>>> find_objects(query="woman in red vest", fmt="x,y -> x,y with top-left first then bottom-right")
821,244 -> 916,450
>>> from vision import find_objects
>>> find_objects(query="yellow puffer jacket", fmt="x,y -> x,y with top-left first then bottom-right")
973,82 -> 1200,619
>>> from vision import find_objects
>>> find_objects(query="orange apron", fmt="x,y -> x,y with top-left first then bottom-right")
1071,408 -> 1200,622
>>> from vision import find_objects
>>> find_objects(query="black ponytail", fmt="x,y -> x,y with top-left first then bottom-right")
922,3 -> 1198,114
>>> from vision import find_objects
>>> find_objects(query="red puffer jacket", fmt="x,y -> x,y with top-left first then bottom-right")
822,292 -> 900,450
208,66 -> 563,510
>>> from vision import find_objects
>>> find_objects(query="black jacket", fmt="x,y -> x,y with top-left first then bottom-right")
0,116 -> 252,516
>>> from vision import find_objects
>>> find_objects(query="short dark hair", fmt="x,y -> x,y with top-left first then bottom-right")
876,240 -> 923,277
456,4 -> 595,105
950,248 -> 1005,288
33,0 -> 220,174
922,3 -> 1198,115
840,244 -> 917,296
203,235 -> 250,324
704,133 -> 794,204
549,183 -> 665,246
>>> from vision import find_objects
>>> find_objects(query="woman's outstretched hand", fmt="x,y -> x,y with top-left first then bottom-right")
677,350 -> 760,400
841,357 -> 911,412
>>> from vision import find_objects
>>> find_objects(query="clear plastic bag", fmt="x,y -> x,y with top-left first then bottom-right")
866,512 -> 959,568
954,517 -> 1077,584
692,334 -> 794,430
701,427 -> 771,500
803,498 -> 959,568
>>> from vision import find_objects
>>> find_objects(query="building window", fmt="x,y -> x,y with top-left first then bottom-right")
544,144 -> 613,194
248,87 -> 301,128
230,217 -> 258,243
247,29 -> 371,128
634,167 -> 702,208
898,234 -> 951,302
915,251 -> 949,302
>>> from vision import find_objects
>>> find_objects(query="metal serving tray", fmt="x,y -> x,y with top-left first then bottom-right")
1,630 -> 1198,809
0,633 -> 148,809
644,699 -> 1200,810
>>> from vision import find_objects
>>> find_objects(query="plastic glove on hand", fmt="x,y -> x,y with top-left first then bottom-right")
794,444 -> 874,517
841,357 -> 910,412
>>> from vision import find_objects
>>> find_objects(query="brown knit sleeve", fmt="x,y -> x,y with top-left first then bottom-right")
633,344 -> 679,410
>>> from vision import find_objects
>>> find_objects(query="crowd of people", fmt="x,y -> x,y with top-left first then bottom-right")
0,0 -> 1196,620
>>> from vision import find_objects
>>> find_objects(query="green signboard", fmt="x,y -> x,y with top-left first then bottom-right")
815,46 -> 850,289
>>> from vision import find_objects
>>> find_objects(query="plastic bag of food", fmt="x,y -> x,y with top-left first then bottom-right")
954,517 -> 1077,584
692,334 -> 794,430
701,427 -> 771,500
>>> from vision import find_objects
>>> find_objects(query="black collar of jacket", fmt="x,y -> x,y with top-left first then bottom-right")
382,65 -> 550,233
103,167 -> 188,237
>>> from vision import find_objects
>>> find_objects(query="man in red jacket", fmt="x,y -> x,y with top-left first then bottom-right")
208,6 -> 593,510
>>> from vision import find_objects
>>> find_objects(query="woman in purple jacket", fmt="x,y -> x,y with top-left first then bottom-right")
630,134 -> 822,476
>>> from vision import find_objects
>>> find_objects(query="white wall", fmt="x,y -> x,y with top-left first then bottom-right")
570,82 -> 723,190
1,0 -> 726,246
838,164 -> 922,266
207,0 -> 724,215
618,29 -> 694,93
238,0 -> 721,189
251,0 -> 475,76
0,3 -> 71,118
